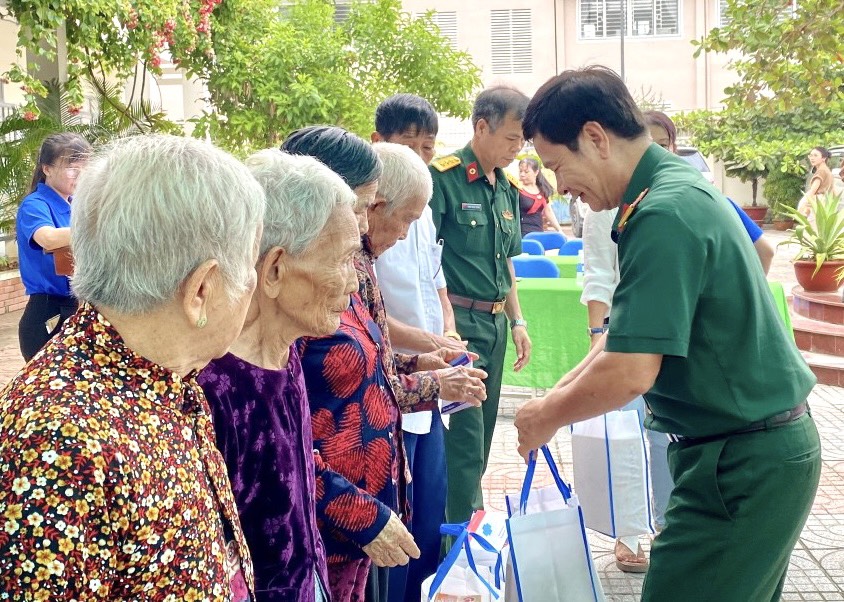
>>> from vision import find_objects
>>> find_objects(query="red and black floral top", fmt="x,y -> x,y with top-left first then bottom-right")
0,305 -> 254,601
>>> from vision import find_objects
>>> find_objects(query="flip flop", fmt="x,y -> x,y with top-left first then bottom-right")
614,539 -> 649,574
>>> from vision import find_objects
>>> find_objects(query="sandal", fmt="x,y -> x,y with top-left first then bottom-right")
614,539 -> 649,574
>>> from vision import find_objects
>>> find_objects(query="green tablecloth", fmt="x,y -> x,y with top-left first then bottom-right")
547,255 -> 578,278
502,279 -> 794,390
503,278 -> 588,389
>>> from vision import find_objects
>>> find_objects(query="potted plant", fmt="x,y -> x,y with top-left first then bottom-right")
764,170 -> 804,230
776,193 -> 844,292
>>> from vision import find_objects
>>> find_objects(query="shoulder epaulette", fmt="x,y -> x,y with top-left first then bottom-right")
431,155 -> 461,173
506,172 -> 522,189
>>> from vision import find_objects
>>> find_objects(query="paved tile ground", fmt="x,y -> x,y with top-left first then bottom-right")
0,229 -> 838,599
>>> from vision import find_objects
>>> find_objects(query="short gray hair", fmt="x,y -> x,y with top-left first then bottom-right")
372,142 -> 432,214
71,135 -> 265,314
246,149 -> 356,257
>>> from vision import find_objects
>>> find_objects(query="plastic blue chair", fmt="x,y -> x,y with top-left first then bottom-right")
558,239 -> 584,256
524,231 -> 567,252
512,256 -> 560,278
521,239 -> 545,256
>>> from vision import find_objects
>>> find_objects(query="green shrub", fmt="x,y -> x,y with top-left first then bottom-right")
764,170 -> 805,218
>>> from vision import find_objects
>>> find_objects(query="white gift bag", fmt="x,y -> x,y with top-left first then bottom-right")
424,521 -> 504,602
571,403 -> 653,538
505,446 -> 605,602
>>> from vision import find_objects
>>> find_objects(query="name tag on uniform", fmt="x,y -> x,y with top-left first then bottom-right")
461,203 -> 482,211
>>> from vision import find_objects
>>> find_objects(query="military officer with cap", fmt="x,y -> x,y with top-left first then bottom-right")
515,66 -> 820,601
429,85 -> 533,526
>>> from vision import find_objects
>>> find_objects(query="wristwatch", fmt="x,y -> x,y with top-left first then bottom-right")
588,326 -> 607,336
510,318 -> 528,330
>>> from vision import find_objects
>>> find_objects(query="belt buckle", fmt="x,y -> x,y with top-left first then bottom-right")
491,300 -> 506,314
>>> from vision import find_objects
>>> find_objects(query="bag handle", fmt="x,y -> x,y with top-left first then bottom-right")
429,523 -> 501,600
519,445 -> 572,514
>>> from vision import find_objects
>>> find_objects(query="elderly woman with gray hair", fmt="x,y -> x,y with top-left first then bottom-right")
198,150 -> 362,602
297,142 -> 487,602
0,135 -> 264,600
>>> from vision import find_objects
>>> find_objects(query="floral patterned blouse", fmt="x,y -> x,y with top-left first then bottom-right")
0,305 -> 254,601
355,239 -> 440,414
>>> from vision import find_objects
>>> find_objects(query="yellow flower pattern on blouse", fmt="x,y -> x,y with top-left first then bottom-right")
0,305 -> 254,600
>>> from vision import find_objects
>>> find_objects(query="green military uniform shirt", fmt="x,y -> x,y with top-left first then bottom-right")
606,144 -> 815,438
429,144 -> 522,302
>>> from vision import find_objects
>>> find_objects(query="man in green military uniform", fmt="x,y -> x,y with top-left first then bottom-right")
515,66 -> 820,600
430,86 -> 533,525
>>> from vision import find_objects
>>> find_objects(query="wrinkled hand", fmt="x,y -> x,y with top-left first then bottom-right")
361,511 -> 420,567
512,326 -> 532,372
514,397 -> 559,461
416,348 -> 479,371
429,333 -> 469,353
437,365 -> 488,405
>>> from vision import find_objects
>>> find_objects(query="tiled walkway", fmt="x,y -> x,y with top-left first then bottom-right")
486,386 -> 844,600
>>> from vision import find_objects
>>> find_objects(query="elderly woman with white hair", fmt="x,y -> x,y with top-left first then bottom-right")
299,142 -> 487,602
198,150 -> 362,602
0,135 -> 265,600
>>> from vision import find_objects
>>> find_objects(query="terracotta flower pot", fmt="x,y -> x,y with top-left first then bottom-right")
742,205 -> 768,227
793,259 -> 844,293
772,218 -> 794,231
51,246 -> 74,276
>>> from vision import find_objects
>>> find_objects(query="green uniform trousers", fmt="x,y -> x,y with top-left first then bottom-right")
443,307 -> 508,525
642,413 -> 821,601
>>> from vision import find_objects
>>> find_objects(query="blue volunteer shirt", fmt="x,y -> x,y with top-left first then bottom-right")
16,183 -> 72,297
727,198 -> 764,243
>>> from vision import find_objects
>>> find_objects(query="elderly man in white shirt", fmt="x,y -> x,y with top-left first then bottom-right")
372,94 -> 468,602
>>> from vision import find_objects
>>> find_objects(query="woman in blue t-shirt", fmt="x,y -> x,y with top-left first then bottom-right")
16,133 -> 91,360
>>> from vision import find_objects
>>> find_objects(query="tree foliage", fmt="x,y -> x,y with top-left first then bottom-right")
188,0 -> 481,151
0,79 -> 179,230
2,0 -> 220,118
677,0 -> 844,204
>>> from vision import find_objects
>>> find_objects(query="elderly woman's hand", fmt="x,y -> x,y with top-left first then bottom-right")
437,365 -> 488,405
362,511 -> 421,567
416,348 -> 480,371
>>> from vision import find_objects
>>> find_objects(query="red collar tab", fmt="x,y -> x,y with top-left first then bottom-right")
466,162 -> 482,183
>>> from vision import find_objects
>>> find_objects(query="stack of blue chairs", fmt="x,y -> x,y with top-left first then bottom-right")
521,239 -> 545,256
524,231 -> 567,253
558,239 -> 584,256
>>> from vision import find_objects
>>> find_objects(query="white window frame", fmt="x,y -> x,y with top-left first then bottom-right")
577,0 -> 681,40
490,8 -> 533,75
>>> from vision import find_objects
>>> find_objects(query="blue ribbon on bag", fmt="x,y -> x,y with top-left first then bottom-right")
509,445 -> 602,602
427,521 -> 503,600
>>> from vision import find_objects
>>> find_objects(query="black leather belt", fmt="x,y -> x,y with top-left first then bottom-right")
448,293 -> 506,314
669,402 -> 808,444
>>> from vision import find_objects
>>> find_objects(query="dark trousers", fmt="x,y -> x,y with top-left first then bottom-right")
387,412 -> 447,602
365,564 -> 388,602
642,413 -> 821,601
444,308 -> 508,525
18,293 -> 77,361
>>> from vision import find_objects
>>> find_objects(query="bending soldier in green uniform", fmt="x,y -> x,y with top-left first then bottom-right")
430,86 -> 533,525
515,66 -> 821,601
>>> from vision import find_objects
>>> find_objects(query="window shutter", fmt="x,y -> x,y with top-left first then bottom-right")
491,9 -> 533,75
430,11 -> 458,49
655,0 -> 679,34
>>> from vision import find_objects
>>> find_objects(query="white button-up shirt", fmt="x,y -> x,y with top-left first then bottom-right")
580,207 -> 620,314
375,205 -> 446,434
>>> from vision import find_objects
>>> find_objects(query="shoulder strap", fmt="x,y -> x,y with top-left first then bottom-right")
431,155 -> 461,173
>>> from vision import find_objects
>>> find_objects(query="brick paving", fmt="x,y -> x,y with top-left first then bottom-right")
0,229 -> 839,599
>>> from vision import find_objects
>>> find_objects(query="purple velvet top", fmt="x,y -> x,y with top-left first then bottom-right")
199,348 -> 329,602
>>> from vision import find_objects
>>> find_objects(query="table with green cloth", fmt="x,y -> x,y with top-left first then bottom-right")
547,254 -> 579,279
504,278 -> 588,389
503,279 -> 794,390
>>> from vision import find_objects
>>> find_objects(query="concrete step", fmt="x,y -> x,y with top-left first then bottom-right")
792,287 -> 844,325
792,315 -> 844,355
800,351 -> 844,387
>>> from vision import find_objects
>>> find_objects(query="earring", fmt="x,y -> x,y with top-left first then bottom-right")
196,315 -> 207,329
